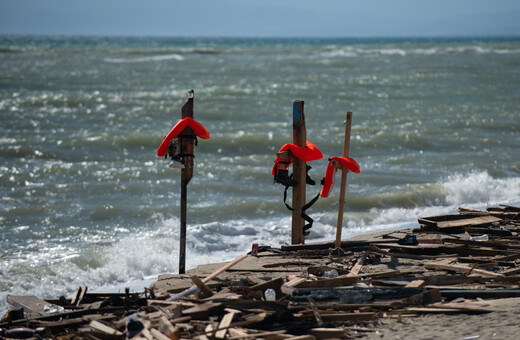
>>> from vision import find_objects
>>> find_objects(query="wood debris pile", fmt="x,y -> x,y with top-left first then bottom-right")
1,204 -> 520,339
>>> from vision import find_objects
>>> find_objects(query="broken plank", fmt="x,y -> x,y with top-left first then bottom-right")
150,328 -> 172,340
424,262 -> 504,277
501,267 -> 520,276
215,312 -> 235,339
281,239 -> 396,251
405,280 -> 425,288
418,214 -> 502,229
405,307 -> 491,314
347,253 -> 366,276
309,328 -> 347,339
296,275 -> 358,289
190,275 -> 214,298
320,312 -> 375,322
6,295 -> 56,317
250,277 -> 284,292
440,289 -> 520,299
290,287 -> 425,304
88,320 -> 123,337
182,301 -> 223,319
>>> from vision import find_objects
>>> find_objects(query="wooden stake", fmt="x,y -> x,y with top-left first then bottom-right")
292,100 -> 306,245
179,90 -> 195,274
335,111 -> 352,248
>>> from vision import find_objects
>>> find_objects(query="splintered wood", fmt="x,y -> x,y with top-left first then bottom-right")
2,204 -> 520,339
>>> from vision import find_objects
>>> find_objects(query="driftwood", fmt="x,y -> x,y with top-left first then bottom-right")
2,204 -> 520,338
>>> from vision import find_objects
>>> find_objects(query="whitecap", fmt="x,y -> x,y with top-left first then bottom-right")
104,54 -> 185,63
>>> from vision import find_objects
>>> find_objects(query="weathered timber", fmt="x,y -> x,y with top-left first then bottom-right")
443,238 -> 520,250
424,261 -> 503,277
440,289 -> 520,299
179,90 -> 195,274
290,287 -> 425,304
295,276 -> 358,289
347,252 -> 366,276
405,306 -> 491,314
418,214 -> 502,229
380,244 -> 514,257
292,100 -> 306,244
6,295 -> 58,317
190,275 -> 214,298
401,288 -> 442,306
281,239 -> 396,251
335,111 -> 353,248
465,226 -> 513,236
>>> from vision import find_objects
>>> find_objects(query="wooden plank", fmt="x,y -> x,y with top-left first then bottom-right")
179,90 -> 195,274
6,295 -> 52,317
286,336 -> 317,340
418,214 -> 502,229
150,328 -> 172,340
295,275 -> 358,289
347,253 -> 366,276
250,277 -> 284,291
290,287 -> 425,304
309,328 -> 347,339
88,320 -> 123,337
215,312 -> 235,339
292,100 -> 306,245
424,261 -> 504,277
335,111 -> 353,248
308,297 -> 323,325
500,204 -> 520,212
320,312 -> 375,322
405,307 -> 491,314
440,289 -> 520,299
182,301 -> 223,319
405,280 -> 425,288
501,267 -> 520,276
76,286 -> 87,306
158,315 -> 178,338
172,253 -> 248,300
281,277 -> 307,295
70,286 -> 82,306
281,239 -> 396,251
190,275 -> 214,298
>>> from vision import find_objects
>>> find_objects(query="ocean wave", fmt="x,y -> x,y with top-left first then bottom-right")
318,45 -> 520,58
104,53 -> 184,63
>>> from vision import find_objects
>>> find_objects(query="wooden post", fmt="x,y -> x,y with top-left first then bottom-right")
292,100 -> 306,244
179,90 -> 195,274
335,111 -> 352,248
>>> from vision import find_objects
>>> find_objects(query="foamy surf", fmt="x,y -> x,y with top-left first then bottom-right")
2,170 -> 518,313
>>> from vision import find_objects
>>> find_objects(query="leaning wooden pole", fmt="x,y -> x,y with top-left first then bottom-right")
292,101 -> 306,244
179,91 -> 195,274
335,111 -> 353,248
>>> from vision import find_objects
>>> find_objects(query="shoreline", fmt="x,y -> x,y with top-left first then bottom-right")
2,204 -> 520,339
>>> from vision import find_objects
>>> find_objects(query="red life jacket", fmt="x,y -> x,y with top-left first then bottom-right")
320,156 -> 360,197
157,117 -> 210,157
271,140 -> 323,175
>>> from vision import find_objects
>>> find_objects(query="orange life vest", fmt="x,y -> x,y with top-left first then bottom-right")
157,117 -> 210,157
320,156 -> 360,197
271,140 -> 323,175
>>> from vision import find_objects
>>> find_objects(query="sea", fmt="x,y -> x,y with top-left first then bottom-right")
1,35 -> 519,311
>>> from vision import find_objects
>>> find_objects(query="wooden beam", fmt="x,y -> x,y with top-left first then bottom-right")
424,262 -> 504,277
190,275 -> 214,298
292,100 -> 306,244
335,111 -> 352,248
179,90 -> 195,274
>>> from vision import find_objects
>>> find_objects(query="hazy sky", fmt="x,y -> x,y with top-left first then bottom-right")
1,0 -> 519,37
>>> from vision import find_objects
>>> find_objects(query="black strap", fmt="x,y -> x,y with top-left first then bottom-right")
277,165 -> 322,236
301,192 -> 320,235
